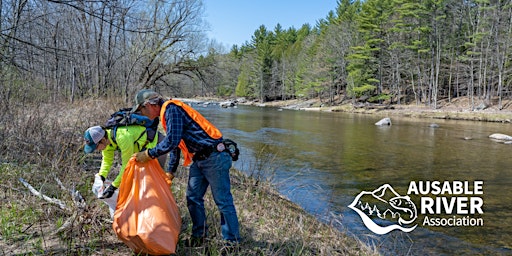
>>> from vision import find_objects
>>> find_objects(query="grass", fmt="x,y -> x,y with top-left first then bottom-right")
0,98 -> 378,256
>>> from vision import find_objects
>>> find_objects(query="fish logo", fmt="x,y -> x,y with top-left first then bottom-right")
349,184 -> 418,234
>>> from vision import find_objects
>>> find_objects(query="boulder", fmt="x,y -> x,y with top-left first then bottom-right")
489,133 -> 512,141
375,117 -> 392,126
219,100 -> 236,108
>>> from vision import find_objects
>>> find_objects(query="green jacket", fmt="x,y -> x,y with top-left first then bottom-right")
98,126 -> 159,187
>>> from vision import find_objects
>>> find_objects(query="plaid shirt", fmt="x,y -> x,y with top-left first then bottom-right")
148,103 -> 222,172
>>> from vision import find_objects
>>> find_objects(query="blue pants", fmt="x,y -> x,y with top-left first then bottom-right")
186,151 -> 241,242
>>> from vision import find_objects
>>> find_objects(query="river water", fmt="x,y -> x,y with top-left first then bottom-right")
191,102 -> 512,256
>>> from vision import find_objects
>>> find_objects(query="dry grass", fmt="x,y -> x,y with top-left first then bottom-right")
0,98 -> 378,256
3,95 -> 509,255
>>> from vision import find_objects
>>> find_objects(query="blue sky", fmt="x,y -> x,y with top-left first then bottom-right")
204,1 -> 339,47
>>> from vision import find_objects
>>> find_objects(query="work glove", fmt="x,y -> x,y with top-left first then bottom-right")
99,184 -> 117,199
91,174 -> 105,197
134,149 -> 153,163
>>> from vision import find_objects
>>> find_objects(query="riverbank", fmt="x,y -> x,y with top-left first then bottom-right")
0,99 -> 379,256
232,97 -> 512,123
0,162 -> 378,255
3,96 -> 509,255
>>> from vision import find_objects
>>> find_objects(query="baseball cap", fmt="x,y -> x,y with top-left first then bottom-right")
84,126 -> 106,153
131,89 -> 162,112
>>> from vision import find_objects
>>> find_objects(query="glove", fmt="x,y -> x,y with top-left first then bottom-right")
99,184 -> 117,199
166,172 -> 175,181
92,174 -> 105,197
134,150 -> 153,163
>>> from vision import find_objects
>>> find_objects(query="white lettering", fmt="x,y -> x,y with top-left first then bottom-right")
474,181 -> 484,194
422,216 -> 484,226
421,197 -> 435,214
440,181 -> 452,194
407,181 -> 418,194
423,216 -> 432,225
409,180 -> 485,195
442,197 -> 456,214
453,181 -> 463,194
420,196 -> 484,214
431,181 -> 441,195
470,197 -> 484,214
457,197 -> 468,214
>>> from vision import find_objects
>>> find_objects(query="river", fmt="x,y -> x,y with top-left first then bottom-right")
191,102 -> 512,256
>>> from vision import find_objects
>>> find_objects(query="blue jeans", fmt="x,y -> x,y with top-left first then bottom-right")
187,151 -> 241,242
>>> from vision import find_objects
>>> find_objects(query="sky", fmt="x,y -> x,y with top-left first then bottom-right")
204,1 -> 339,48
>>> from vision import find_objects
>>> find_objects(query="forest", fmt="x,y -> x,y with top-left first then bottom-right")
1,0 -> 511,110
1,1 -> 510,253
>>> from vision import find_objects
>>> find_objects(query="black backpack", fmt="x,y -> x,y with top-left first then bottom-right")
104,108 -> 158,145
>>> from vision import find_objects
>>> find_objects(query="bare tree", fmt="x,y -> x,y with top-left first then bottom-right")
1,0 -> 207,103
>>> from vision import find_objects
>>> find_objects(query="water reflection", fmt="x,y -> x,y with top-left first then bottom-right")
192,102 -> 512,255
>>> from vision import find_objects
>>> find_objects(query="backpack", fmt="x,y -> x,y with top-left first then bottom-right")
223,139 -> 240,161
104,108 -> 158,145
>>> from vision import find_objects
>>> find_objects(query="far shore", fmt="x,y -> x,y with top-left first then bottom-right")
179,97 -> 512,124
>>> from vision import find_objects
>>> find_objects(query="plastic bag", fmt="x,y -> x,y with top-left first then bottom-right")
112,157 -> 182,255
91,174 -> 118,218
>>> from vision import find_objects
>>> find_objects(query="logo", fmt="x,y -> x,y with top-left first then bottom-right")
350,181 -> 484,234
349,184 -> 418,234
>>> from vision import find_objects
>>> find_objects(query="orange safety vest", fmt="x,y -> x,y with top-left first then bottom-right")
160,100 -> 223,166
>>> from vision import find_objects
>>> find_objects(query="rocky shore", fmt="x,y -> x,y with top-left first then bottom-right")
239,97 -> 512,123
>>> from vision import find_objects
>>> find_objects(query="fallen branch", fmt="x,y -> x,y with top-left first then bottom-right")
54,175 -> 85,208
54,211 -> 79,235
18,177 -> 68,210
19,177 -> 89,235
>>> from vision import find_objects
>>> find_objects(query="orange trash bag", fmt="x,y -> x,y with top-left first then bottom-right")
112,157 -> 182,255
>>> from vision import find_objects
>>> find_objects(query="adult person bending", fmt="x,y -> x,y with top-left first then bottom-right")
132,89 -> 241,245
84,121 -> 166,200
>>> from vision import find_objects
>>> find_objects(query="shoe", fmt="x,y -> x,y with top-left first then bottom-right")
183,236 -> 205,247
